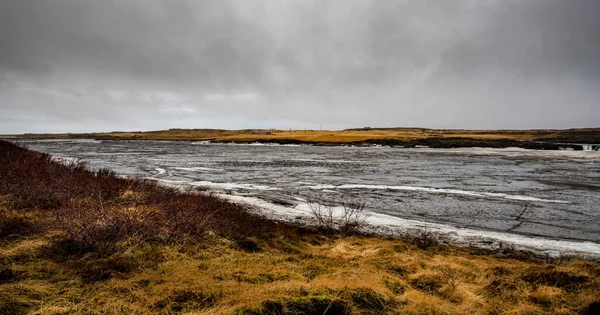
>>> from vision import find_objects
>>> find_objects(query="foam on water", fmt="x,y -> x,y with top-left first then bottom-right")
582,145 -> 599,151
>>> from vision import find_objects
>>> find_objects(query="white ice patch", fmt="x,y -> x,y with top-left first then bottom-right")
173,166 -> 225,172
190,181 -> 280,191
218,193 -> 600,260
290,158 -> 363,164
154,168 -> 166,175
305,184 -> 570,204
50,155 -> 82,166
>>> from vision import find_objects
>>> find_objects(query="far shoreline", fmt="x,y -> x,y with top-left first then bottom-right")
4,127 -> 600,151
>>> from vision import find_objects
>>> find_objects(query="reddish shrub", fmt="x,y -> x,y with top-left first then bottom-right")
1,140 -> 294,253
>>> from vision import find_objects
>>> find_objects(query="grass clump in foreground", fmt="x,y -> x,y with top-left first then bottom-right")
1,140 -> 599,314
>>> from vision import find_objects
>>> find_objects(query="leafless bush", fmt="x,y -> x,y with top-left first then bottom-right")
307,194 -> 368,236
54,196 -> 158,252
439,266 -> 460,295
404,227 -> 441,249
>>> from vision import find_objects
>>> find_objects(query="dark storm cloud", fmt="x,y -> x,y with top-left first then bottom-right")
1,0 -> 599,133
0,1 -> 271,87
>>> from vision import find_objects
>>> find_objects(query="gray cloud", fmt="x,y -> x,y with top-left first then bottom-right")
1,0 -> 599,133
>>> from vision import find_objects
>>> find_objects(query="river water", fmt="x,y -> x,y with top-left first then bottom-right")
18,139 -> 600,256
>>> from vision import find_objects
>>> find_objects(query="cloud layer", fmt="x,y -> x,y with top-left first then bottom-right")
1,0 -> 599,133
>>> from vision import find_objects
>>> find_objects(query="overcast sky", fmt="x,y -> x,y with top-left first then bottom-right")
1,0 -> 599,133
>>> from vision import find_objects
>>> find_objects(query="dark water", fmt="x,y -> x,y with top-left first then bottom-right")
20,139 -> 600,243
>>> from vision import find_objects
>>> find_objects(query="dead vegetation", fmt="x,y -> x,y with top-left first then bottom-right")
0,140 -> 281,254
307,194 -> 368,237
1,140 -> 599,314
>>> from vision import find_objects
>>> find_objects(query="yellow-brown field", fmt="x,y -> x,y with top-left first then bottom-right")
2,232 -> 600,314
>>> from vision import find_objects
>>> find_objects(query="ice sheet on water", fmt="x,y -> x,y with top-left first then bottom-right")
290,158 -> 364,164
50,155 -> 82,166
190,181 -> 280,191
173,166 -> 225,172
305,184 -> 570,204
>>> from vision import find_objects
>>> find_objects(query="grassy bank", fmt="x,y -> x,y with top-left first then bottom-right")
1,140 -> 599,314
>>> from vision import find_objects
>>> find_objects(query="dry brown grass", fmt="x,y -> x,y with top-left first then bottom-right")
2,235 -> 599,314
